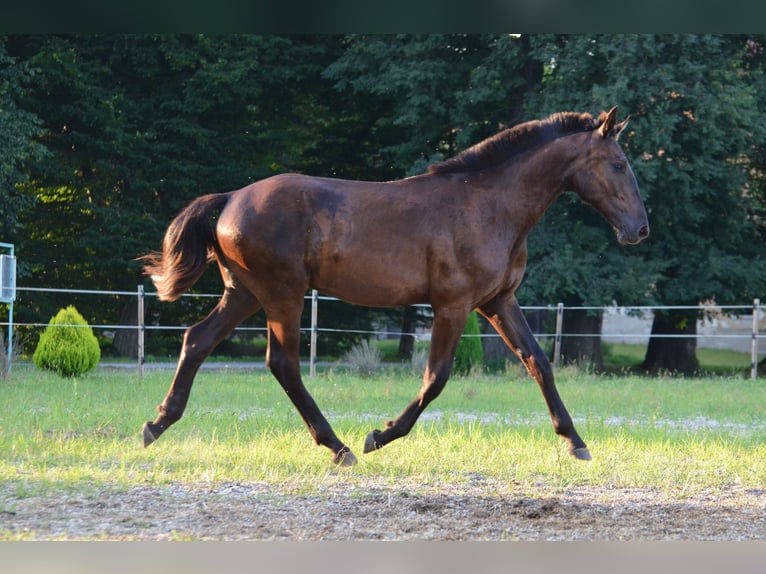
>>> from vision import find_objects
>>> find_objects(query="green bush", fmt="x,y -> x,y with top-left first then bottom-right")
33,305 -> 101,378
453,311 -> 484,375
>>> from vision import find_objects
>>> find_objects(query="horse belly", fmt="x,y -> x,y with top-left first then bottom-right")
310,248 -> 430,308
311,259 -> 428,307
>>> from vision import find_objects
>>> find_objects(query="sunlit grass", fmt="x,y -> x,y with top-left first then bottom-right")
1,363 -> 764,503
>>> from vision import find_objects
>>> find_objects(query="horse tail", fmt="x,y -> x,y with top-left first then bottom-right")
140,192 -> 232,302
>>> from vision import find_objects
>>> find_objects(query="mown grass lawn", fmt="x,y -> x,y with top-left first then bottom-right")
1,362 -> 764,503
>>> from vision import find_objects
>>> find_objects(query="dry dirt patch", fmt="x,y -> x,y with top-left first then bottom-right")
2,479 -> 764,541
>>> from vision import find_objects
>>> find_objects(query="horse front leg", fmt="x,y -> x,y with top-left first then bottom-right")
364,306 -> 467,454
142,287 -> 261,447
478,294 -> 591,460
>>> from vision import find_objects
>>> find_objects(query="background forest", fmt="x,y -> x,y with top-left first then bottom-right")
2,34 -> 766,374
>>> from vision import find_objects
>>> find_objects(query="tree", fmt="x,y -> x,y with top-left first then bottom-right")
601,35 -> 766,374
518,35 -> 661,369
325,34 -> 534,176
33,305 -> 100,377
14,34 -> 763,371
326,34 -> 538,355
7,35 -> 352,356
523,35 -> 766,373
0,36 -> 46,240
453,311 -> 483,375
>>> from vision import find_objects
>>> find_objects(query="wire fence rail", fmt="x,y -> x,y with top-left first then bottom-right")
1,286 -> 763,380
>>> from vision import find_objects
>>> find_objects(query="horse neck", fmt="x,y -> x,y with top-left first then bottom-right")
498,133 -> 588,224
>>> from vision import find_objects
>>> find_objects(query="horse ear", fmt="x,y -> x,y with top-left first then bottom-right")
598,106 -> 619,138
613,115 -> 630,141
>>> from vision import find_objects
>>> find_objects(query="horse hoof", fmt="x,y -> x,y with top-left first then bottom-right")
571,446 -> 592,461
333,448 -> 357,466
364,430 -> 382,453
142,421 -> 159,447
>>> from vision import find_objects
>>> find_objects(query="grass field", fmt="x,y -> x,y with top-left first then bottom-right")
1,362 -> 764,500
601,342 -> 756,374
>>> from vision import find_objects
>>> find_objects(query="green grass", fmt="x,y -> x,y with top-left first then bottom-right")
602,342 -> 754,374
378,340 -> 756,375
1,363 -> 764,509
101,340 -> 754,375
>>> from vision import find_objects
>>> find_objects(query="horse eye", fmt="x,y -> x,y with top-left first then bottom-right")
612,162 -> 626,172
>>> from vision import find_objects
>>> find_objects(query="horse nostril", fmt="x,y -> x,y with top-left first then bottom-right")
638,225 -> 649,239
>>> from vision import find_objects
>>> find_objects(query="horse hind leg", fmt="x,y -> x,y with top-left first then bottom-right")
264,311 -> 356,466
142,285 -> 261,447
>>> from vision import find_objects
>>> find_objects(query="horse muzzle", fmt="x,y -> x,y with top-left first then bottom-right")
616,223 -> 650,246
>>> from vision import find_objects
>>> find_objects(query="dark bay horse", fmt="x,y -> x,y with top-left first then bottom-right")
141,106 -> 649,466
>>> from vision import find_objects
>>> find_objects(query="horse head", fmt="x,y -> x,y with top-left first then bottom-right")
572,106 -> 650,245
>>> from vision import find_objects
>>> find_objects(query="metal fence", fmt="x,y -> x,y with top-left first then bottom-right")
2,286 -> 763,379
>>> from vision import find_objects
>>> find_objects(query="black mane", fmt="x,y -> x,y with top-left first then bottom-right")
428,111 -> 603,174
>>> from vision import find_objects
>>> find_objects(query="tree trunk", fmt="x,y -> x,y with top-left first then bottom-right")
397,306 -> 418,359
559,308 -> 604,371
112,297 -> 138,358
641,309 -> 699,375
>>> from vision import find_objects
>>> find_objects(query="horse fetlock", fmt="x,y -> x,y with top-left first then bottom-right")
157,402 -> 184,424
551,414 -> 576,438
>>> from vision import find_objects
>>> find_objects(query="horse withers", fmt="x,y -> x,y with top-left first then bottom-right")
140,106 -> 649,466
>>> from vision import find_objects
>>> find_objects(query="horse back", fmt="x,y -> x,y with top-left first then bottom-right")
216,172 -> 515,307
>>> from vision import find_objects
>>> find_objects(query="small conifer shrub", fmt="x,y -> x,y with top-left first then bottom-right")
453,311 -> 484,375
33,305 -> 101,377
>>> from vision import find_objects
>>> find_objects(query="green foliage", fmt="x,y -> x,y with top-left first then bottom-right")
324,34 -> 532,176
0,38 -> 46,236
453,311 -> 483,375
6,35 -> 347,347
4,34 -> 766,373
524,34 -> 766,308
32,305 -> 100,377
520,34 -> 766,371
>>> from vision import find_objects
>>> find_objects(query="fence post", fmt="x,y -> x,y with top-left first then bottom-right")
137,285 -> 145,380
0,243 -> 16,377
310,289 -> 318,377
752,298 -> 760,380
553,302 -> 564,369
